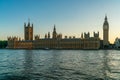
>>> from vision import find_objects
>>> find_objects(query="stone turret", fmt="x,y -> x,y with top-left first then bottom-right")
24,19 -> 33,41
52,24 -> 57,39
84,32 -> 90,39
94,31 -> 99,38
35,35 -> 40,40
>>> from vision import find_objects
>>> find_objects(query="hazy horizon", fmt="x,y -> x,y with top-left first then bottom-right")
0,0 -> 120,43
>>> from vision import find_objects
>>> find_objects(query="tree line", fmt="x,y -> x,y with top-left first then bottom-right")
0,41 -> 8,48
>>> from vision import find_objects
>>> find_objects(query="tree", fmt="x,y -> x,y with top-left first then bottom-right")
0,41 -> 8,48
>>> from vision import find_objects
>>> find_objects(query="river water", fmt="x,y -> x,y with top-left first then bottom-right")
0,50 -> 120,80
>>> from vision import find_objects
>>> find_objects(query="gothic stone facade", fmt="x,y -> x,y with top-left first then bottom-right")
7,22 -> 101,49
7,38 -> 100,49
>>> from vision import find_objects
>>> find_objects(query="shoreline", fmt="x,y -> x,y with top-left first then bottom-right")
0,48 -> 119,50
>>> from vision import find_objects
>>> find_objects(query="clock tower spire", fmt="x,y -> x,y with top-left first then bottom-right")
103,15 -> 109,46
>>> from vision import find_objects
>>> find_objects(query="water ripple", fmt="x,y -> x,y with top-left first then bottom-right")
0,50 -> 120,80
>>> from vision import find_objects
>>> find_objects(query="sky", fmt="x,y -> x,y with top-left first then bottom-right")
0,0 -> 120,43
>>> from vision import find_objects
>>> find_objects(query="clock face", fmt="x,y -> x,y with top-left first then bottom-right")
104,25 -> 108,29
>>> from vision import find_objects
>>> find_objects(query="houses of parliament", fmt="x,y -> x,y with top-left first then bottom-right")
7,16 -> 109,49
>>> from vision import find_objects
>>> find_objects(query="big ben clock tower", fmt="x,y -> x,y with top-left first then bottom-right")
103,15 -> 109,46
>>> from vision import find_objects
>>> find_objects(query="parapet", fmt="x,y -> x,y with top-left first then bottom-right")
8,36 -> 21,41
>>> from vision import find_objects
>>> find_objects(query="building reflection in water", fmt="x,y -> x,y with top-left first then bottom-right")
102,50 -> 111,80
48,50 -> 61,74
22,50 -> 34,78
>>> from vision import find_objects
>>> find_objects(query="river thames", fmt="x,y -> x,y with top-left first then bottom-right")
0,50 -> 120,80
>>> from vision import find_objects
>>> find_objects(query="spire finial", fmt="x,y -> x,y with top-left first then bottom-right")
54,24 -> 56,31
28,18 -> 30,26
105,14 -> 107,21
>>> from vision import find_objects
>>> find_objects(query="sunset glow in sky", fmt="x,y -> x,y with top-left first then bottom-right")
0,0 -> 120,43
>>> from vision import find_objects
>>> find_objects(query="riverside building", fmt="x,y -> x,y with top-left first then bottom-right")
103,16 -> 109,47
7,16 -> 109,49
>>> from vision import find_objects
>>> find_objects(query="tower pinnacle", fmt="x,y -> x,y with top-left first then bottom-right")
28,18 -> 30,26
52,24 -> 57,39
54,24 -> 56,31
105,15 -> 107,21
